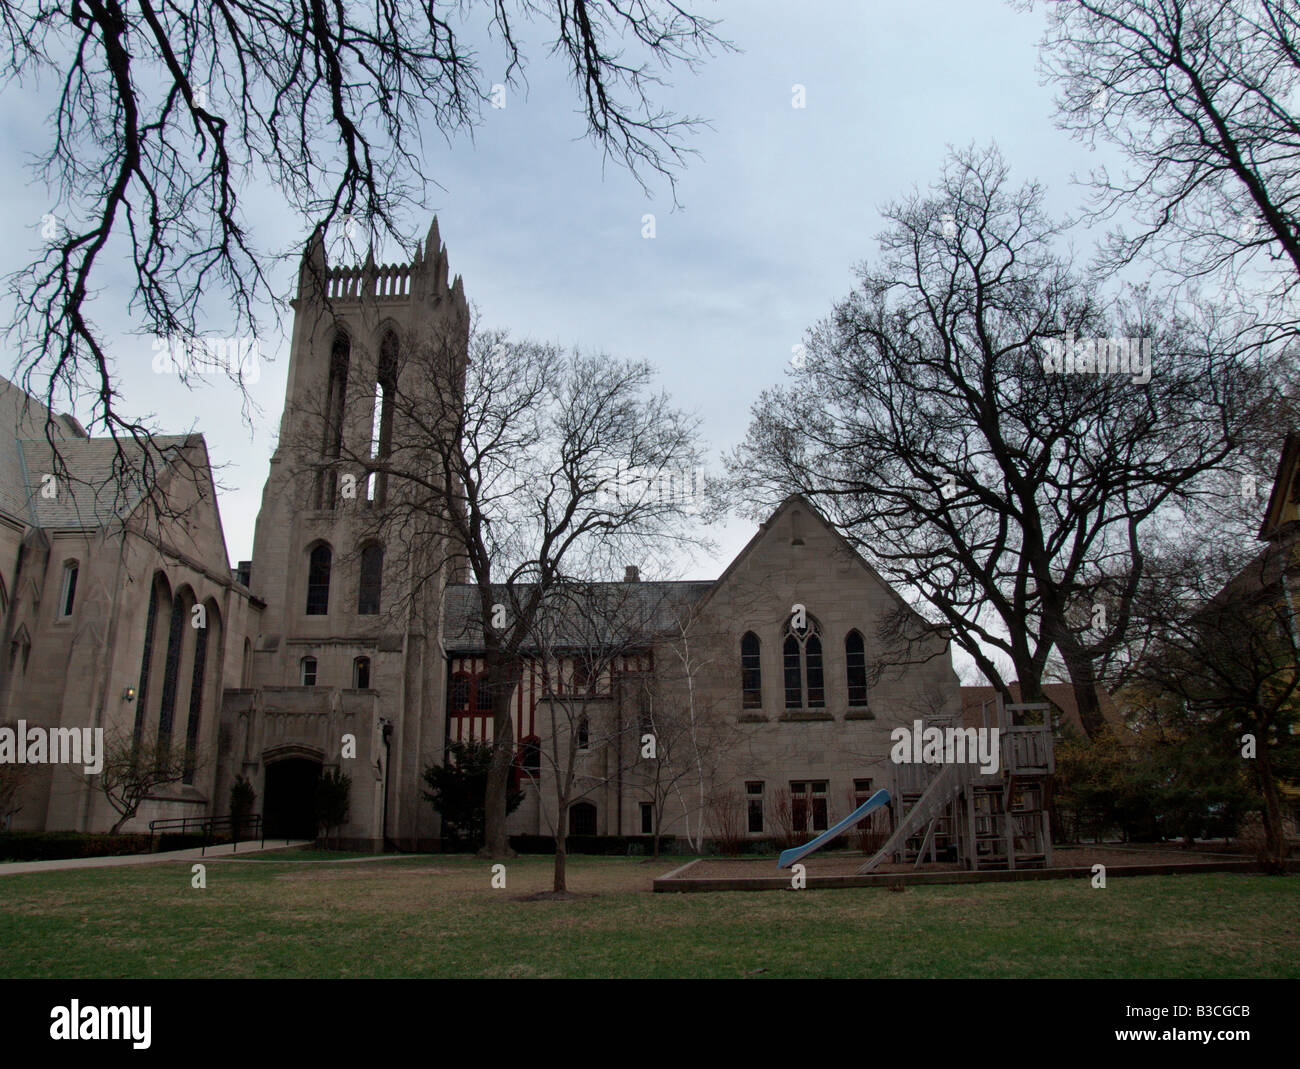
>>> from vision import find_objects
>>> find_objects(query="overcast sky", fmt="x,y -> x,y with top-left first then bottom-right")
1,0 -> 1120,683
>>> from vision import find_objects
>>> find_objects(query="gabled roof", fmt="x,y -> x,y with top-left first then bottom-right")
0,375 -> 85,522
442,580 -> 712,653
441,495 -> 954,657
1259,431 -> 1300,541
17,434 -> 196,530
692,493 -> 951,641
0,373 -> 207,532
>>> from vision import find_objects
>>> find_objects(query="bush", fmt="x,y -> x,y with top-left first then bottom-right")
316,767 -> 351,846
230,775 -> 256,839
424,742 -> 523,849
0,832 -> 152,862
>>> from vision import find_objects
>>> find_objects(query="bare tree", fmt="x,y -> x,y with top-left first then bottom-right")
705,786 -> 743,856
300,323 -> 706,857
626,588 -> 742,855
727,144 -> 1288,737
770,785 -> 798,851
97,729 -> 195,834
1126,538 -> 1300,869
0,721 -> 29,830
2,0 -> 727,489
521,579 -> 661,893
1032,0 -> 1300,337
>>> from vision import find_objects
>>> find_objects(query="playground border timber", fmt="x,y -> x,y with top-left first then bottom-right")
652,857 -> 1300,892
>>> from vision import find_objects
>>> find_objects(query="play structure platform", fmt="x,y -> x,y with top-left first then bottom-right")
779,698 -> 1056,874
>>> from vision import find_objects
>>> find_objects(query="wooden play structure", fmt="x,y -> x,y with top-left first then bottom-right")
858,696 -> 1055,873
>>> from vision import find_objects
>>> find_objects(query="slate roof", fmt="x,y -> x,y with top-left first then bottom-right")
0,374 -> 78,521
0,373 -> 195,530
442,580 -> 713,653
17,435 -> 195,529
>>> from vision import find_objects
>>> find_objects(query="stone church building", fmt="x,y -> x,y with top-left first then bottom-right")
0,219 -> 967,851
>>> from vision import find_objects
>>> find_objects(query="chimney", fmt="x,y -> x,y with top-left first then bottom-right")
624,565 -> 640,583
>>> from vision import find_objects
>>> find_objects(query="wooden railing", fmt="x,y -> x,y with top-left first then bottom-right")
1002,724 -> 1053,774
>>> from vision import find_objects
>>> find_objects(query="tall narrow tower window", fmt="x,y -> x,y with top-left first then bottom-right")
372,330 -> 398,507
846,630 -> 869,706
741,631 -> 762,707
183,617 -> 209,784
306,544 -> 332,615
783,614 -> 825,709
318,331 -> 350,508
58,560 -> 79,618
357,543 -> 383,615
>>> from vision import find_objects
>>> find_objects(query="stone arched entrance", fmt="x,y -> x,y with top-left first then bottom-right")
264,752 -> 322,840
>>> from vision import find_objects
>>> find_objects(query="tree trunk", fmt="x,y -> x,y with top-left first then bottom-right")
1255,741 -> 1287,874
554,797 -> 570,892
480,652 -> 524,859
1054,627 -> 1108,739
480,733 -> 514,858
554,833 -> 567,893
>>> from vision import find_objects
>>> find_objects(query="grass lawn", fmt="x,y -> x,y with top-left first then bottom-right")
0,853 -> 1295,978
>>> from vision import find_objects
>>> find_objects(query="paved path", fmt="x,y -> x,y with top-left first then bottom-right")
0,839 -> 312,876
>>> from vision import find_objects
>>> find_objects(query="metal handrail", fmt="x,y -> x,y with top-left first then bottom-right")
147,813 -> 265,856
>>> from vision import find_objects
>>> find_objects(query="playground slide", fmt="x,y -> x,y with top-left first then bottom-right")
856,763 -> 963,874
777,788 -> 891,870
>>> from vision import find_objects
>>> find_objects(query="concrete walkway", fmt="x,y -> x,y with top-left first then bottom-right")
0,839 -> 312,876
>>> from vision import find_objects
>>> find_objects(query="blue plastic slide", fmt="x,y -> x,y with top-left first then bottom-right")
777,788 -> 891,869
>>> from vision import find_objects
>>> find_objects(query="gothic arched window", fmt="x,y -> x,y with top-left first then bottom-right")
370,330 -> 398,506
133,574 -> 169,740
183,604 -> 214,783
845,630 -> 869,707
783,614 -> 824,709
319,331 -> 351,508
357,543 -> 383,615
741,631 -> 762,708
306,544 -> 332,615
156,592 -> 188,755
58,560 -> 79,618
353,656 -> 371,689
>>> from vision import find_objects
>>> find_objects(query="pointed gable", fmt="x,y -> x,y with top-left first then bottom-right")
696,494 -> 949,641
1260,431 -> 1300,541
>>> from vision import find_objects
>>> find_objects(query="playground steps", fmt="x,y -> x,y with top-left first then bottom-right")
967,778 -> 1050,869
858,763 -> 965,875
